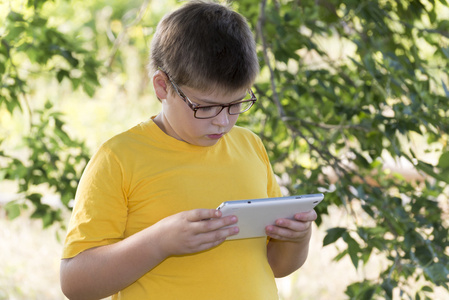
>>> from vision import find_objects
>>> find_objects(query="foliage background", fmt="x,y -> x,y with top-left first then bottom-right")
1,0 -> 448,299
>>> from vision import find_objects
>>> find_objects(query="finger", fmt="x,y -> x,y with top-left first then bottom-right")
195,239 -> 226,252
186,209 -> 221,222
200,226 -> 240,244
274,218 -> 312,232
294,210 -> 317,222
186,226 -> 239,253
266,225 -> 299,241
194,233 -> 233,252
266,219 -> 312,240
265,225 -> 310,241
196,215 -> 238,233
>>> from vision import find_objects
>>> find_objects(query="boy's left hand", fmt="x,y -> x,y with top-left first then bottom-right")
265,210 -> 317,243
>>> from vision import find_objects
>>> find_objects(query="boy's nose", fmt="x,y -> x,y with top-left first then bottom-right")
212,108 -> 230,127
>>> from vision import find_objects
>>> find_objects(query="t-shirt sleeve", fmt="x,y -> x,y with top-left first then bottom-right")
62,145 -> 128,259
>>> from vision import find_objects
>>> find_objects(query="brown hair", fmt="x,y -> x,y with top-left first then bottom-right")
149,0 -> 259,94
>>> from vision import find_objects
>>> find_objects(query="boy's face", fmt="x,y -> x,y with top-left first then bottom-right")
153,72 -> 249,147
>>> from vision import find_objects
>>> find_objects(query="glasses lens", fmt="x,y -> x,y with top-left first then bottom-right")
195,106 -> 223,119
229,100 -> 254,114
193,90 -> 256,119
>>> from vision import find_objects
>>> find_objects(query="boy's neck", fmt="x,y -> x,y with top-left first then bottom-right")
153,114 -> 167,135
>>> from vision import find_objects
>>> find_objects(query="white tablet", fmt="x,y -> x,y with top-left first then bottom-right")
217,193 -> 324,240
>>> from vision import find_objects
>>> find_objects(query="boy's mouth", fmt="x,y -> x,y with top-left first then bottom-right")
207,133 -> 224,139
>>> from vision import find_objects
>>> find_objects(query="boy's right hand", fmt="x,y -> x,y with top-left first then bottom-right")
154,209 -> 239,257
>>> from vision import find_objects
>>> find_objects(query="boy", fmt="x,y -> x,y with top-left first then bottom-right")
60,1 -> 317,299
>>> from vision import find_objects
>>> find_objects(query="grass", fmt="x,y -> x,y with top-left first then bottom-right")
0,210 -> 65,300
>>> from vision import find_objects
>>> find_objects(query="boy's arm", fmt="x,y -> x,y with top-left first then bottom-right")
265,210 -> 317,278
60,209 -> 238,300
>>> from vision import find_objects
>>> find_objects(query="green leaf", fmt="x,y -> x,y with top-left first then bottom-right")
323,227 -> 347,246
421,286 -> 433,293
343,232 -> 361,269
83,82 -> 96,97
42,212 -> 54,228
5,25 -> 27,42
333,250 -> 348,262
56,69 -> 70,83
438,20 -> 449,31
4,201 -> 21,220
30,15 -> 48,27
381,280 -> 396,299
27,0 -> 52,10
26,193 -> 42,204
345,280 -> 378,299
416,160 -> 447,182
441,48 -> 449,60
442,79 -> 449,98
0,62 -> 5,74
7,11 -> 25,22
423,263 -> 449,284
414,245 -> 433,266
438,152 -> 449,169
59,49 -> 79,67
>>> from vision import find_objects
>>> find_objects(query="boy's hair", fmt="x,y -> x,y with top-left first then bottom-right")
149,0 -> 259,94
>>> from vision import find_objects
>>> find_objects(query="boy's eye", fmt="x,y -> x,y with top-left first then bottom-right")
198,106 -> 217,112
230,103 -> 242,110
195,105 -> 223,118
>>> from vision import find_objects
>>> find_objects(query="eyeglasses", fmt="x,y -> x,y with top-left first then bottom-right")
159,68 -> 257,119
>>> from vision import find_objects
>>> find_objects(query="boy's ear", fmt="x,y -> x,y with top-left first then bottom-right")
153,70 -> 169,100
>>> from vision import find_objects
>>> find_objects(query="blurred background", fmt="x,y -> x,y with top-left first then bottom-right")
1,0 -> 448,299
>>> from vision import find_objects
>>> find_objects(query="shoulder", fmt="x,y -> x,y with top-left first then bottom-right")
228,126 -> 264,147
84,121 -> 156,168
101,120 -> 155,151
225,126 -> 268,157
229,125 -> 260,140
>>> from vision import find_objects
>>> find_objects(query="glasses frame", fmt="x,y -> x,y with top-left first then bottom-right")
158,68 -> 257,119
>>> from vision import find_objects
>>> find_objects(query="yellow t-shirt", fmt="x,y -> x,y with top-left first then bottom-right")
63,118 -> 282,300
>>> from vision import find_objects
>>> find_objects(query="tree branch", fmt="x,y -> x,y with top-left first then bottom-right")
107,0 -> 151,68
282,117 -> 371,132
256,0 -> 286,118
